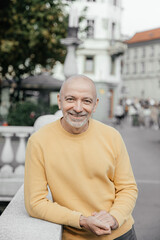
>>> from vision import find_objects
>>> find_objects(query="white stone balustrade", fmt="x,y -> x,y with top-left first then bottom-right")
0,126 -> 34,200
0,113 -> 62,201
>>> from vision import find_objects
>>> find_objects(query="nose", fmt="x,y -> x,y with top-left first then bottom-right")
73,100 -> 83,113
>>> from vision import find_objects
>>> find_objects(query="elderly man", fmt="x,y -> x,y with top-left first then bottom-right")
24,75 -> 138,240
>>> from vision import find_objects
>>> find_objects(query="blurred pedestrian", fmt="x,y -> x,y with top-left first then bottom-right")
114,101 -> 125,125
150,104 -> 159,130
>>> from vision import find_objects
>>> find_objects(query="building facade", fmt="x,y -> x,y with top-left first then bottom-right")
53,0 -> 125,121
122,28 -> 160,101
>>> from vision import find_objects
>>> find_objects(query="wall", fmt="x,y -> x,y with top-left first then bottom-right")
122,39 -> 160,100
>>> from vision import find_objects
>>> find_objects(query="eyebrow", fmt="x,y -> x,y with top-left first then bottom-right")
83,97 -> 93,102
64,95 -> 93,101
64,95 -> 75,99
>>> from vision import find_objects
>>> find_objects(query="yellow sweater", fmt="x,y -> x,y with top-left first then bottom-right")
24,119 -> 138,240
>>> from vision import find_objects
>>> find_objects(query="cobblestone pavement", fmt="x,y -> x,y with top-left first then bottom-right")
112,119 -> 160,240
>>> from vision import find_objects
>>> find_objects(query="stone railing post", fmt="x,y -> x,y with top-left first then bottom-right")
15,133 -> 29,176
1,133 -> 14,177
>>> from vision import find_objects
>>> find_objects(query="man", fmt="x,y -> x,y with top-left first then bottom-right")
24,75 -> 138,240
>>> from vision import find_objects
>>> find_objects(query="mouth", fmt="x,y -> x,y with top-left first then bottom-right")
70,114 -> 85,119
68,112 -> 87,119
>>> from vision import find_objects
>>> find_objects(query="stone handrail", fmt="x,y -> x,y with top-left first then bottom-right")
0,184 -> 62,240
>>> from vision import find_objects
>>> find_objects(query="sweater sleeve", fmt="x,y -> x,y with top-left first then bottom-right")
24,137 -> 82,229
109,131 -> 138,227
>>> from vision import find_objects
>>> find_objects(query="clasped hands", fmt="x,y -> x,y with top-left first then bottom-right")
79,210 -> 119,236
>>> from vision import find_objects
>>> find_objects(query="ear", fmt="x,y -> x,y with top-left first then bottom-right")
57,94 -> 61,109
93,98 -> 99,113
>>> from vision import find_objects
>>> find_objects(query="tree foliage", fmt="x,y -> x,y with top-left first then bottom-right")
0,0 -> 68,82
7,101 -> 59,126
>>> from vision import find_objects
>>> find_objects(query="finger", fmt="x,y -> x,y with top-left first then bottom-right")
96,215 -> 108,221
91,212 -> 97,216
94,212 -> 110,221
95,210 -> 108,218
94,219 -> 111,230
94,227 -> 111,236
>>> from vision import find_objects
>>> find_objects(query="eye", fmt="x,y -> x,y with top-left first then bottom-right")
83,99 -> 92,104
66,97 -> 74,102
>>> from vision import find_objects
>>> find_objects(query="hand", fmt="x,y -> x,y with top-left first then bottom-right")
79,215 -> 111,236
92,210 -> 119,230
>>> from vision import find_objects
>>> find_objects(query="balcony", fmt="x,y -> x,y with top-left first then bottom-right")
108,41 -> 127,57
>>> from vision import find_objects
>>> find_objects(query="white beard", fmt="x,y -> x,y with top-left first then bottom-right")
65,116 -> 89,128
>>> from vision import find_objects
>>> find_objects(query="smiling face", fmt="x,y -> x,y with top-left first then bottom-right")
57,76 -> 99,134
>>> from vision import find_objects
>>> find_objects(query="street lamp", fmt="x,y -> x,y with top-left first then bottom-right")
61,6 -> 82,79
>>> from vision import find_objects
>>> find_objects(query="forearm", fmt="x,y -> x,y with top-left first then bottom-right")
24,189 -> 82,228
109,183 -> 138,227
111,131 -> 138,227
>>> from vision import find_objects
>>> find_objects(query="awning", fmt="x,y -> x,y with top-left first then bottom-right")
21,73 -> 63,91
1,73 -> 63,91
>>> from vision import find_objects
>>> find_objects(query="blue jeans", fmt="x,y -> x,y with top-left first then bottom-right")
114,226 -> 137,240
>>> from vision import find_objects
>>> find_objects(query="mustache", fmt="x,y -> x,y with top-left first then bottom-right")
67,110 -> 88,117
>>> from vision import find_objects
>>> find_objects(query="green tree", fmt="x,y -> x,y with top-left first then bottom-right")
7,101 -> 59,126
0,0 -> 68,101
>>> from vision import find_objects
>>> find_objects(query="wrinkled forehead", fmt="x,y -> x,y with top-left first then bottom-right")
60,77 -> 97,99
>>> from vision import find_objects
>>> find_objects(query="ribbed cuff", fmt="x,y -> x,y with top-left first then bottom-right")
67,211 -> 82,229
109,209 -> 124,227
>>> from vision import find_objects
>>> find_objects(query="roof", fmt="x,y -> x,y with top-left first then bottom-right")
2,73 -> 63,91
125,27 -> 160,44
21,73 -> 63,91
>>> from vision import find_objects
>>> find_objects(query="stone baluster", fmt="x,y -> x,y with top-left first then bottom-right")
0,126 -> 34,200
14,133 -> 29,176
0,133 -> 14,177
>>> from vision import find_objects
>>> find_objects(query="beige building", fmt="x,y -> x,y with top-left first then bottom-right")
122,28 -> 160,101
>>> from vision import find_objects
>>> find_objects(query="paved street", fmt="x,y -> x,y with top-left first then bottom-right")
113,120 -> 160,240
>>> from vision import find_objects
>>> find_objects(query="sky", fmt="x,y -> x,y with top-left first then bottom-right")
121,0 -> 160,37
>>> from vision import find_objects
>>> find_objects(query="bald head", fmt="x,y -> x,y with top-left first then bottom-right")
60,75 -> 97,102
57,74 -> 99,133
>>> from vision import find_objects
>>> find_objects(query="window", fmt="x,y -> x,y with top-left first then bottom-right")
111,22 -> 116,42
121,59 -> 124,74
110,56 -> 116,75
125,64 -> 129,75
149,60 -> 153,72
85,56 -> 94,72
134,48 -> 137,58
126,49 -> 129,59
113,0 -> 118,6
142,47 -> 146,57
87,19 -> 95,38
150,46 -> 154,57
141,62 -> 145,73
133,63 -> 137,74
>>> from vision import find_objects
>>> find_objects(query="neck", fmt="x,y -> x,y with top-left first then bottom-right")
60,118 -> 89,134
